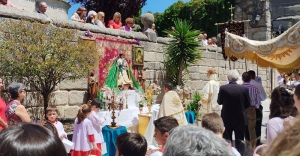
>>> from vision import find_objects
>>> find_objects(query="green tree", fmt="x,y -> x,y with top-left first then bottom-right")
0,20 -> 97,117
155,0 -> 233,37
164,19 -> 201,86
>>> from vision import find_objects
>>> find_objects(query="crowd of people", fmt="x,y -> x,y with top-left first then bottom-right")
0,68 -> 299,156
70,7 -> 143,32
0,1 -> 143,33
197,33 -> 218,46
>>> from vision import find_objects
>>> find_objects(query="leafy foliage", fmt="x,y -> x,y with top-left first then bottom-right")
164,19 -> 201,86
187,91 -> 201,119
155,0 -> 234,37
70,0 -> 147,25
0,19 -> 97,115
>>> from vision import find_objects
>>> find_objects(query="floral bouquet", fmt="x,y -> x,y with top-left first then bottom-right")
138,91 -> 146,108
150,83 -> 161,95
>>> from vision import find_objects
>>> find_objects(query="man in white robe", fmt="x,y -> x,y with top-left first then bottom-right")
199,69 -> 221,118
158,83 -> 187,126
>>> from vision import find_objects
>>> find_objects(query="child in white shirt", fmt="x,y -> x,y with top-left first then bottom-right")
46,106 -> 67,139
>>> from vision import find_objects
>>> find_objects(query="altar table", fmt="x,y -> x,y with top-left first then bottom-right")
97,106 -> 155,132
144,107 -> 196,146
97,108 -> 139,129
102,126 -> 127,156
143,105 -> 160,146
138,113 -> 152,135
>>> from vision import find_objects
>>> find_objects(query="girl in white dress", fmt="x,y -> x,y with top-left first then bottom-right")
71,104 -> 99,156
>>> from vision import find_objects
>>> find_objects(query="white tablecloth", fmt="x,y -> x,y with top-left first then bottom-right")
121,90 -> 141,108
96,105 -> 158,133
144,104 -> 160,146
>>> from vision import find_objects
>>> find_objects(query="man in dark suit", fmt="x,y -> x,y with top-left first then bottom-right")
217,70 -> 250,155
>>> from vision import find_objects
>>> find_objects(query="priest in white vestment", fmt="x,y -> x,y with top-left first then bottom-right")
199,68 -> 221,118
158,83 -> 188,125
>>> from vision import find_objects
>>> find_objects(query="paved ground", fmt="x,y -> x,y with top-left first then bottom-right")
234,98 -> 270,156
260,98 -> 271,144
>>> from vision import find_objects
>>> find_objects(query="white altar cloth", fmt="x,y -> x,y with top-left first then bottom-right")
144,104 -> 160,146
96,105 -> 157,132
121,90 -> 141,109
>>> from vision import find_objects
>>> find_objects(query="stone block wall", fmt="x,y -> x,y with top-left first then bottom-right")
234,0 -> 272,41
0,5 -> 271,119
10,0 -> 70,20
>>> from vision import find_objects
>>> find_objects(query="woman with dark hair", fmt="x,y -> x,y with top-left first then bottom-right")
280,74 -> 293,89
294,85 -> 300,112
266,87 -> 297,144
0,123 -> 67,156
5,82 -> 31,126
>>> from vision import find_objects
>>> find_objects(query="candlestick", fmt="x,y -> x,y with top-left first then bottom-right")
125,93 -> 128,109
107,89 -> 124,129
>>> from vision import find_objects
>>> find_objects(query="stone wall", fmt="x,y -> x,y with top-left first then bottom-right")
0,5 -> 270,119
234,0 -> 272,41
10,0 -> 70,20
184,47 -> 271,93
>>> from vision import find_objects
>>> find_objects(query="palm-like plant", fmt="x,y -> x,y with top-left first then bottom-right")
164,19 -> 201,86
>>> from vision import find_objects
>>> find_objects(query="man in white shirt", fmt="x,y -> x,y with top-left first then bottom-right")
248,70 -> 266,146
149,116 -> 179,156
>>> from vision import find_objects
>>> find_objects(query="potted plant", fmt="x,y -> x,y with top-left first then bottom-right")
187,92 -> 201,120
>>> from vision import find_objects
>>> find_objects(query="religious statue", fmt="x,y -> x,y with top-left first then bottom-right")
104,53 -> 142,91
88,71 -> 98,100
138,70 -> 146,91
117,54 -> 132,87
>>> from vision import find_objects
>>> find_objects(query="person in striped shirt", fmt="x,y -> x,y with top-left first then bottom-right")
248,70 -> 266,146
242,72 -> 261,149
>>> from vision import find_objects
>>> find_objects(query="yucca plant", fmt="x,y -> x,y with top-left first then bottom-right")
164,19 -> 201,86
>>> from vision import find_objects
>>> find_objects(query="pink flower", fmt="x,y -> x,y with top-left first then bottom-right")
197,101 -> 201,106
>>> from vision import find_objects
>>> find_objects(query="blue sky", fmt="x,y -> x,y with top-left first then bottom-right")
68,0 -> 190,19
